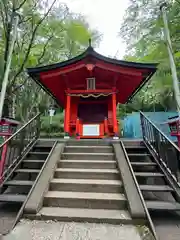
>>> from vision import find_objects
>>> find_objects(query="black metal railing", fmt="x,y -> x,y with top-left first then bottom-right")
140,111 -> 180,181
0,113 -> 41,181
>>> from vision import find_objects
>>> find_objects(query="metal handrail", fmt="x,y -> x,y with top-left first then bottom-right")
120,141 -> 158,240
0,112 -> 41,149
12,141 -> 58,231
140,111 -> 180,182
140,111 -> 180,152
0,113 -> 41,181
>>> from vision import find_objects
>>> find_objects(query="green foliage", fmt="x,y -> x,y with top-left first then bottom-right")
120,0 -> 179,112
40,112 -> 64,137
0,0 -> 101,121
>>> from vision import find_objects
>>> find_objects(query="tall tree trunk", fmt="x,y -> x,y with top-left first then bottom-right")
2,96 -> 10,117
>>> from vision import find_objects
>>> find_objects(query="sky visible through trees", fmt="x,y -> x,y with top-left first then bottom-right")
0,0 -> 179,129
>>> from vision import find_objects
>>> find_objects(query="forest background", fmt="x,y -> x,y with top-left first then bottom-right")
0,0 -> 178,137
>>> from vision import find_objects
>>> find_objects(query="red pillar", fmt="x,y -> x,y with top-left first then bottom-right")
64,94 -> 71,135
112,90 -> 118,136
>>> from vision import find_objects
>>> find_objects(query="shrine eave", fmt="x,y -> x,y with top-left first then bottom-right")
27,46 -> 158,75
27,46 -> 158,105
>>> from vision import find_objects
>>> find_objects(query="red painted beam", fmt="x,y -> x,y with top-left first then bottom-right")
95,62 -> 143,77
66,89 -> 114,94
41,63 -> 86,79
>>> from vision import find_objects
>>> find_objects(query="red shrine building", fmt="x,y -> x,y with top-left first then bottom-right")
27,42 -> 157,139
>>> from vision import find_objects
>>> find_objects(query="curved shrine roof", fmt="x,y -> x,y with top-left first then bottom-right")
27,46 -> 158,107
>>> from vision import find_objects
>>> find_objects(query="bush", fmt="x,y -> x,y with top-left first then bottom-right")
40,112 -> 64,137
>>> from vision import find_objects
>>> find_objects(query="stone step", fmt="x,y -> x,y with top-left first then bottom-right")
131,162 -> 156,167
50,178 -> 123,193
58,160 -> 117,169
61,152 -> 115,160
37,207 -> 132,224
59,158 -> 115,162
23,160 -> 45,163
44,191 -> 127,210
54,168 -> 120,180
125,145 -> 147,154
64,146 -> 113,153
135,172 -> 164,177
0,194 -> 26,203
66,140 -> 111,146
140,185 -> 174,192
22,160 -> 45,169
131,162 -> 157,172
128,153 -> 151,162
27,151 -> 49,160
36,140 -> 55,147
146,201 -> 180,211
15,169 -> 40,174
122,140 -> 143,147
32,146 -> 52,152
4,180 -> 34,186
33,142 -> 52,152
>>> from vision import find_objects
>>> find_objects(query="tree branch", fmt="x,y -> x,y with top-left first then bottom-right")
11,0 -> 57,84
1,0 -> 8,23
66,40 -> 74,60
0,4 -> 7,37
176,0 -> 180,6
25,87 -> 41,121
37,35 -> 54,65
12,77 -> 28,93
3,0 -> 17,71
19,16 -> 32,25
20,31 -> 29,50
15,0 -> 27,11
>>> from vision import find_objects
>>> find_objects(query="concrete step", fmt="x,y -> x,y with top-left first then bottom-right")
139,185 -> 174,192
61,153 -> 115,160
27,151 -> 49,160
22,160 -> 45,169
122,140 -> 143,147
33,145 -> 52,152
15,169 -> 40,174
36,140 -> 55,147
128,153 -> 151,162
135,172 -> 164,177
125,145 -> 147,154
66,140 -> 111,146
131,162 -> 156,167
54,168 -> 120,180
44,191 -> 127,210
146,201 -> 180,211
32,147 -> 52,153
37,207 -> 132,224
58,160 -> 117,169
0,194 -> 26,203
23,160 -> 45,163
131,162 -> 157,172
64,146 -> 113,153
50,178 -> 123,193
4,180 -> 34,186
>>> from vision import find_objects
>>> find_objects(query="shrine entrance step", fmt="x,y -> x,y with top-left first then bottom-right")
25,140 -> 147,227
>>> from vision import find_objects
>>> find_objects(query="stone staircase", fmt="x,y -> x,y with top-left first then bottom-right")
0,141 -> 53,234
37,140 -> 133,224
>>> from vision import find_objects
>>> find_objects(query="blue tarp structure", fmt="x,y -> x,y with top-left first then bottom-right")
122,112 -> 178,141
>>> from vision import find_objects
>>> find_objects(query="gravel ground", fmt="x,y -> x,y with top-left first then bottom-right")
3,219 -> 142,240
